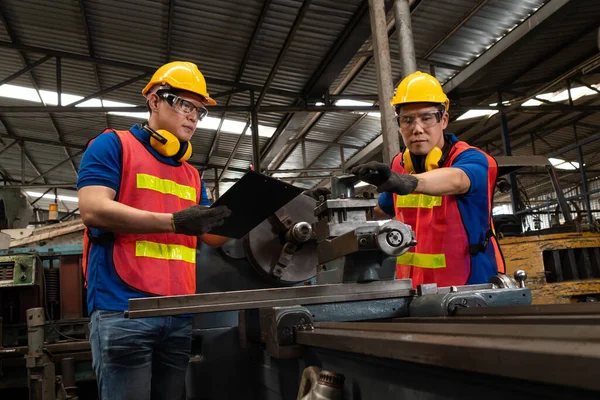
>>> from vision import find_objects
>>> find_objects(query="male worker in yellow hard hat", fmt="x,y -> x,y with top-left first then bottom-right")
351,71 -> 505,288
77,61 -> 231,400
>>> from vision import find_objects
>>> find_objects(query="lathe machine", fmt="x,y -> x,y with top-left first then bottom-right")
1,174 -> 599,400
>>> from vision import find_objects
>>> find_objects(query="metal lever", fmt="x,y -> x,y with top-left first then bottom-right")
514,270 -> 527,288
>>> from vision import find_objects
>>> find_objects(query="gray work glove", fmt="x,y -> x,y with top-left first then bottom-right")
172,205 -> 232,236
351,161 -> 418,195
303,187 -> 331,200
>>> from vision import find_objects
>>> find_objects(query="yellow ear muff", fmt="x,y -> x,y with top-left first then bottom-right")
149,129 -> 180,157
174,141 -> 193,163
402,148 -> 415,174
402,146 -> 443,173
424,147 -> 443,171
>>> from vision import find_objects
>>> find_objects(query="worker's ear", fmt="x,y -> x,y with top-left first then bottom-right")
147,93 -> 161,114
441,111 -> 449,130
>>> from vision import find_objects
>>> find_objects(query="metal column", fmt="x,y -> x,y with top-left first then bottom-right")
251,106 -> 261,173
497,92 -> 520,215
567,81 -> 593,223
576,144 -> 593,223
368,0 -> 401,165
393,0 -> 417,78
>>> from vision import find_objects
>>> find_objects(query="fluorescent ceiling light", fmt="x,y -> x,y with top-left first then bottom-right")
522,85 -> 600,107
354,181 -> 371,188
25,191 -> 79,203
456,109 -> 498,121
0,83 -> 276,138
459,84 -> 599,119
335,99 -> 373,107
548,157 -> 580,170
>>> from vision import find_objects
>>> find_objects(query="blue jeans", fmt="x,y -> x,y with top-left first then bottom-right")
89,310 -> 193,400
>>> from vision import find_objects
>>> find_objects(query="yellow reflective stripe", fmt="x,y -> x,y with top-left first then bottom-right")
136,173 -> 196,202
396,193 -> 442,208
135,241 -> 196,264
396,252 -> 446,269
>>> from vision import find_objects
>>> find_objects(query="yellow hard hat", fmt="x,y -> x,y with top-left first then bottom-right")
391,71 -> 449,112
142,61 -> 216,106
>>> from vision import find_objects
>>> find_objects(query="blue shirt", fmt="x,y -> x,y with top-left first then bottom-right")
77,124 -> 210,314
378,134 -> 498,284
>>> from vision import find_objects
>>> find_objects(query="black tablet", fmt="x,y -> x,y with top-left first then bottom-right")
209,171 -> 305,239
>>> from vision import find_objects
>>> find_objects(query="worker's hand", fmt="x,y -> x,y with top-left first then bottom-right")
303,187 -> 331,201
351,161 -> 418,195
172,205 -> 232,236
350,162 -> 392,187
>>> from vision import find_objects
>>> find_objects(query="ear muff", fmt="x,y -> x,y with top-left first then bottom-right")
149,129 -> 180,157
173,140 -> 192,162
402,148 -> 415,174
402,146 -> 443,174
141,123 -> 193,162
424,147 -> 443,171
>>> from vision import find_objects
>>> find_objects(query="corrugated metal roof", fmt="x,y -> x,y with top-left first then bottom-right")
0,0 -> 595,207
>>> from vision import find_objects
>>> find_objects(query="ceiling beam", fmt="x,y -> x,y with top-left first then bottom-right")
0,54 -> 53,86
0,40 -> 301,100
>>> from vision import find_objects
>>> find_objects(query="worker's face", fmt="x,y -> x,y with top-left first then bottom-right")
148,91 -> 208,142
397,103 -> 448,156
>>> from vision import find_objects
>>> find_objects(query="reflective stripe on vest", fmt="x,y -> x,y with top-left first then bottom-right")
396,193 -> 442,208
396,252 -> 446,269
135,240 -> 196,264
136,173 -> 196,201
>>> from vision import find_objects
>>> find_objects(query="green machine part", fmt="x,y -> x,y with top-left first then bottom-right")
0,254 -> 36,287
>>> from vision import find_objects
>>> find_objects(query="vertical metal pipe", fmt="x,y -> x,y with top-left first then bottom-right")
213,168 -> 220,200
250,91 -> 261,173
56,57 -> 62,106
340,146 -> 346,173
368,0 -> 401,165
301,140 -> 307,170
567,81 -> 593,223
393,0 -> 417,78
577,144 -> 592,223
497,92 -> 520,214
429,63 -> 436,78
21,143 -> 25,184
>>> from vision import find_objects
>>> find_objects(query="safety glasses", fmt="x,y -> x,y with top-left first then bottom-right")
396,110 -> 442,129
160,92 -> 209,121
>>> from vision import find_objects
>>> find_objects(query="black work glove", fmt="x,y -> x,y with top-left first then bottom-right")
303,187 -> 331,200
351,161 -> 418,195
172,205 -> 232,236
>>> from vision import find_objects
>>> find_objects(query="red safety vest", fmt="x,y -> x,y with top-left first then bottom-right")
392,141 -> 505,288
82,129 -> 200,296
